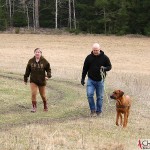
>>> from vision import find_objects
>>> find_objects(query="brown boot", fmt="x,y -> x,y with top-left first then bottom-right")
31,101 -> 37,113
43,100 -> 48,111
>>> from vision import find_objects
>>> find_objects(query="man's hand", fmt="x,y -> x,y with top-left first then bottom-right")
81,79 -> 85,86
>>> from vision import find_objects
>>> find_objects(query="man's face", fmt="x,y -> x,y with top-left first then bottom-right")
92,47 -> 100,56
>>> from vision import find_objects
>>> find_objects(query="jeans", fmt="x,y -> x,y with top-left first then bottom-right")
86,78 -> 104,113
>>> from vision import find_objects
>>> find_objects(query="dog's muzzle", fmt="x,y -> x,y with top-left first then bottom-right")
110,95 -> 115,99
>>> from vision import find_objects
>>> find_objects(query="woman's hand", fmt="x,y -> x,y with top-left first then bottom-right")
45,77 -> 49,80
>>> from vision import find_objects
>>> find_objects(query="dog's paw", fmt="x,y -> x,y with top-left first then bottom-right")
116,122 -> 119,126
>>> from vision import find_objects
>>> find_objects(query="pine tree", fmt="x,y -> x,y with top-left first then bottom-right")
0,0 -> 7,30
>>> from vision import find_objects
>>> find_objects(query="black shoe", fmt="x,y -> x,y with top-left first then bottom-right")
90,110 -> 96,117
96,111 -> 102,116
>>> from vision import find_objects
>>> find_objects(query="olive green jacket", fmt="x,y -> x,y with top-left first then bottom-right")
24,56 -> 51,86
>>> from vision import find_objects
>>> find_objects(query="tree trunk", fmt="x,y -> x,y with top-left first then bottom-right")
33,0 -> 35,31
26,4 -> 30,29
12,0 -> 15,15
68,0 -> 71,29
55,0 -> 58,29
8,0 -> 12,26
6,0 -> 8,8
103,7 -> 106,34
72,0 -> 76,29
35,0 -> 39,28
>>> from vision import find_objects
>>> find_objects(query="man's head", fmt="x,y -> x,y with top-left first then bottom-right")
92,43 -> 101,56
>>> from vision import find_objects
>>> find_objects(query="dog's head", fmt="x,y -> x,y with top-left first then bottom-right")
110,90 -> 124,100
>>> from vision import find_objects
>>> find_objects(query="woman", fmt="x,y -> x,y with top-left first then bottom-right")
24,48 -> 51,112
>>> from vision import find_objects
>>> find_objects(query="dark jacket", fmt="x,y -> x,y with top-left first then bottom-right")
24,56 -> 51,86
82,50 -> 112,81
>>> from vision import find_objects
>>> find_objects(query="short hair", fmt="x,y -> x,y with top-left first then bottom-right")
34,48 -> 42,53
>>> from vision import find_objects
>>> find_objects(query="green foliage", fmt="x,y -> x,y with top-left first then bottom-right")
0,0 -> 7,30
68,29 -> 81,35
95,0 -> 109,8
39,1 -> 55,28
144,23 -> 150,36
0,19 -> 7,31
0,0 -> 149,35
13,12 -> 27,27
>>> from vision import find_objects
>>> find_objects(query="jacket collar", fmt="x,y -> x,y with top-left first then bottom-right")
33,56 -> 44,62
91,50 -> 104,57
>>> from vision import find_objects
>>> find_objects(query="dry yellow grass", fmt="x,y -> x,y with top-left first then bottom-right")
0,34 -> 149,78
0,34 -> 150,150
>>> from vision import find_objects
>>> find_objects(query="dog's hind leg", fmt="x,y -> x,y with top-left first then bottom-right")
126,110 -> 130,125
127,109 -> 130,118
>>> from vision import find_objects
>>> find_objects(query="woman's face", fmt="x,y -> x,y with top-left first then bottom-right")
34,49 -> 42,59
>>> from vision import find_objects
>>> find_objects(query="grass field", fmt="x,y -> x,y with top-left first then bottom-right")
0,34 -> 150,150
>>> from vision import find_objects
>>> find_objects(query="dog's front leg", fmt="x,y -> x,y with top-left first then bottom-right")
123,113 -> 128,128
120,113 -> 123,126
116,111 -> 119,126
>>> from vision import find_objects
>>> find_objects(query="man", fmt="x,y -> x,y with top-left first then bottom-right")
24,48 -> 51,112
81,43 -> 112,116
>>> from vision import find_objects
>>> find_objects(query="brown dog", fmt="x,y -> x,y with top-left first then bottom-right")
110,90 -> 131,128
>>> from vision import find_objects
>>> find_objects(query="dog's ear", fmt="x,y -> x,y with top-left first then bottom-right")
119,90 -> 124,97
